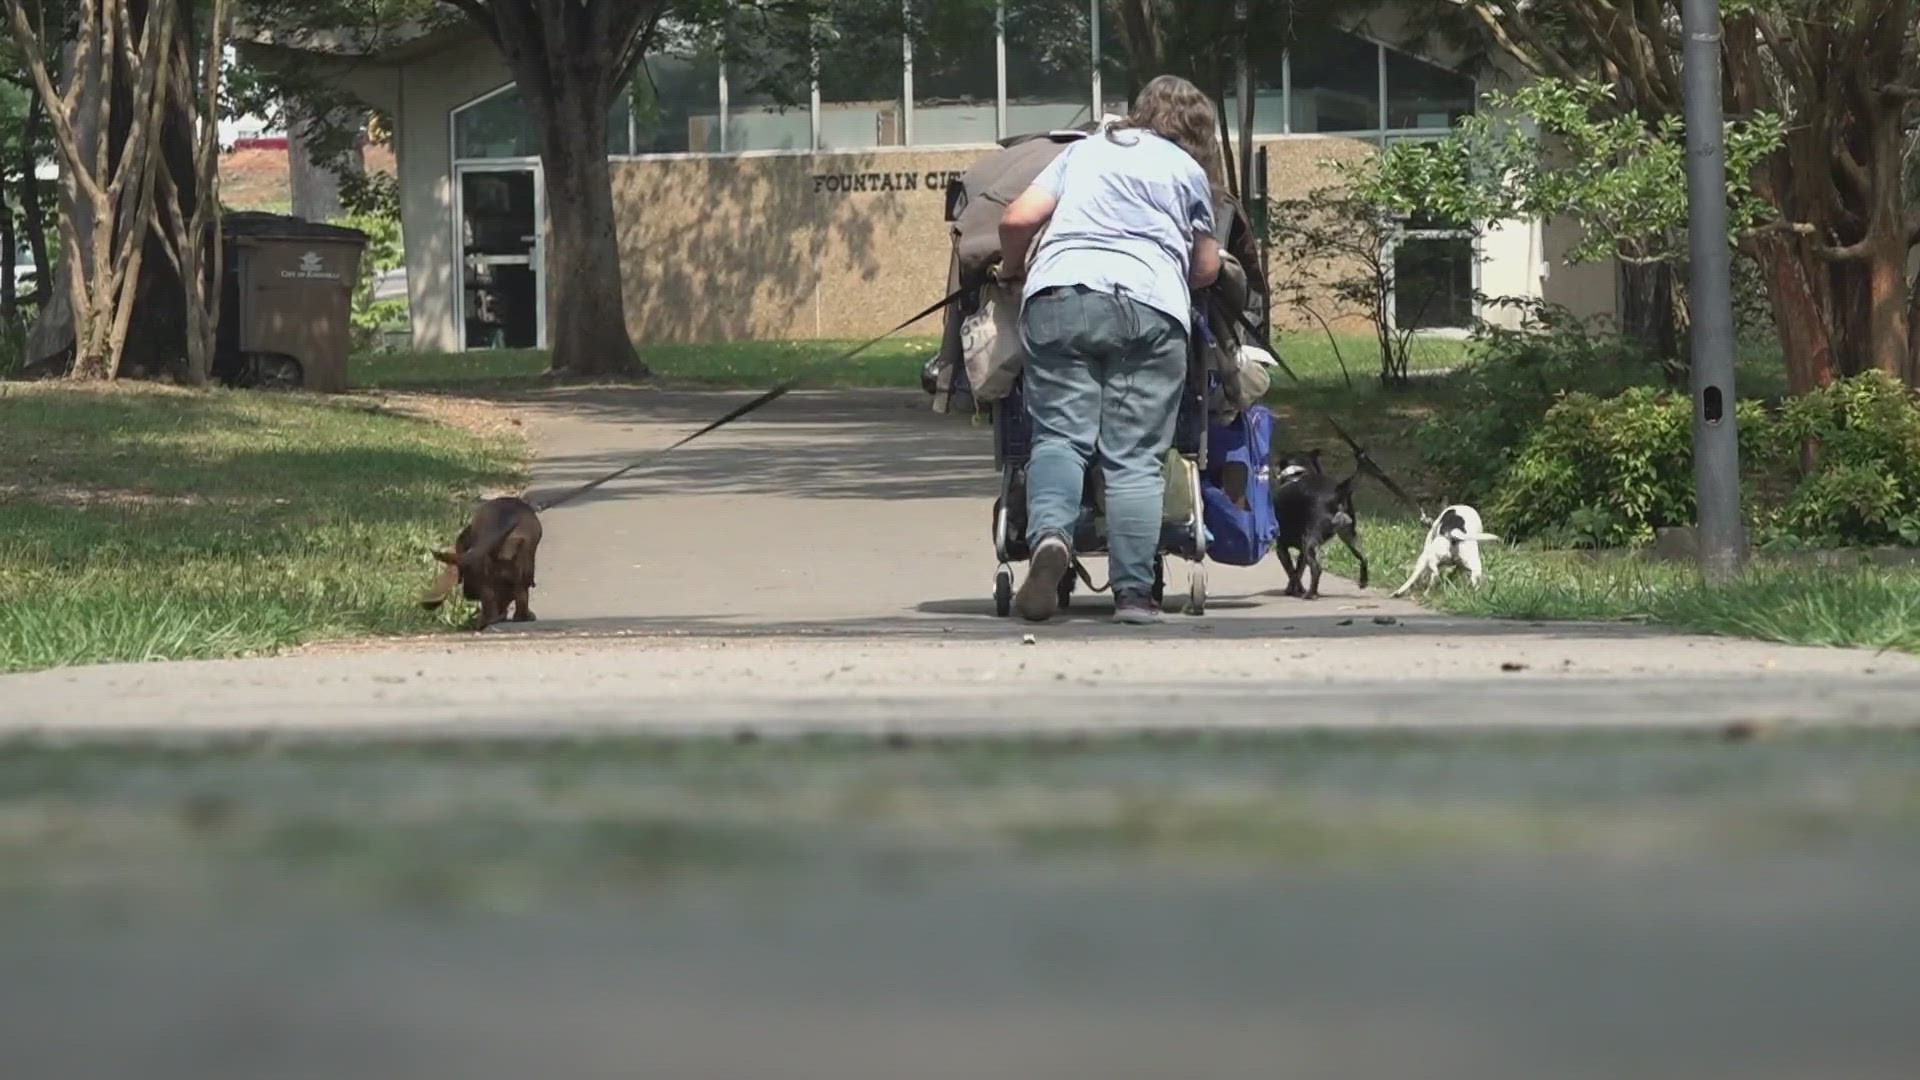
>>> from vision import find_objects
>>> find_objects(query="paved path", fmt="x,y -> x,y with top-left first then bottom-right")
5,387 -> 1920,735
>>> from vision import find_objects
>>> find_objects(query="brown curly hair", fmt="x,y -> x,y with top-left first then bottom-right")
1108,74 -> 1224,186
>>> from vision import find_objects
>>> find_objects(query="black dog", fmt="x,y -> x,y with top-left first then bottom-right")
1272,452 -> 1369,600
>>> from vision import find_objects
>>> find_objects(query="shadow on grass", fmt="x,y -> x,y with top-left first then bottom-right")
0,385 -> 526,672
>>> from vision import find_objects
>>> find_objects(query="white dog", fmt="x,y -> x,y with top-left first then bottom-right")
1391,505 -> 1501,597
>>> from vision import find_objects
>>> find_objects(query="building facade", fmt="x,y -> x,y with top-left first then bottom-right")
247,4 -> 1617,354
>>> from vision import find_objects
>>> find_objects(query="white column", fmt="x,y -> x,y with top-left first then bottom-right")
902,1 -> 915,145
1280,52 -> 1291,134
1376,42 -> 1388,145
718,61 -> 730,153
995,0 -> 1008,140
1089,0 -> 1102,119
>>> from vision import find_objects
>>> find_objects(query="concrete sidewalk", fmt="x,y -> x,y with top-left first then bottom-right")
4,387 -> 1917,735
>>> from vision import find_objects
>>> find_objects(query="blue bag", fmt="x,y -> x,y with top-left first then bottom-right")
1200,404 -> 1279,566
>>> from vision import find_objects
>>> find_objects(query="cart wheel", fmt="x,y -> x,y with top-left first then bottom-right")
993,567 -> 1014,618
242,352 -> 303,391
1150,557 -> 1166,606
1057,569 -> 1076,610
1187,565 -> 1208,616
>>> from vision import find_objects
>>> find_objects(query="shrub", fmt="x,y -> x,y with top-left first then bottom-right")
331,195 -> 407,352
1773,372 -> 1920,545
1485,372 -> 1920,549
1418,302 -> 1670,504
1490,387 -> 1780,548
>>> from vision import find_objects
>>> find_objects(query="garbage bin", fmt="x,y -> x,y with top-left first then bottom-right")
215,213 -> 370,392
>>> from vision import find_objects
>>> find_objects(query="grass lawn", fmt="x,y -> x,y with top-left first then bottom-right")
1269,337 -> 1920,655
0,384 -> 524,673
350,331 -> 1470,392
353,339 -> 942,391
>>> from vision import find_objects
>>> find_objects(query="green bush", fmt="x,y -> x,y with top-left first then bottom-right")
331,198 -> 407,352
1486,372 -> 1920,549
1418,303 -> 1670,504
1773,372 -> 1920,545
1490,387 -> 1780,548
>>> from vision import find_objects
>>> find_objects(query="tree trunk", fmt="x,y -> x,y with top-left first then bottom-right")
1232,1 -> 1254,204
1831,262 -> 1874,377
115,0 -> 198,381
1758,235 -> 1837,396
287,108 -> 364,222
538,90 -> 641,377
1211,83 -> 1237,200
155,0 -> 229,388
289,128 -> 345,222
1865,242 -> 1912,382
453,0 -> 673,378
1620,261 -> 1683,364
2,181 -> 16,321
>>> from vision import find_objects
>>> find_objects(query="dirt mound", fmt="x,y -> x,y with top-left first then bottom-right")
221,145 -> 399,214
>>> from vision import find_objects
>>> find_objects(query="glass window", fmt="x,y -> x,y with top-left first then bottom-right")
630,55 -> 724,154
1219,78 -> 1286,159
907,0 -> 997,146
453,84 -> 640,160
1385,47 -> 1474,130
607,90 -> 633,156
726,91 -> 812,151
1395,236 -> 1475,329
815,6 -> 906,150
1005,0 -> 1095,137
1213,8 -> 1294,150
454,87 -> 536,160
721,16 -> 814,152
1288,30 -> 1379,134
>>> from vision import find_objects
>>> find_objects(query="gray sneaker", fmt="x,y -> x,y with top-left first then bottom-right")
1113,591 -> 1163,626
1015,536 -> 1073,622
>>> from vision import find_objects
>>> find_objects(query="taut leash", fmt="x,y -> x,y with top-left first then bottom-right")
535,289 -> 967,513
1228,305 -> 1430,522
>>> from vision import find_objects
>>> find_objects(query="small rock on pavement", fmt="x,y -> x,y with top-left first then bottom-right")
1021,634 -> 1037,646
1501,661 -> 1529,673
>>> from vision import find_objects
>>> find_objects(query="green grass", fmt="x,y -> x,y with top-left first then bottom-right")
349,332 -> 1471,392
0,384 -> 524,673
352,338 -> 944,391
1259,333 -> 1920,654
1308,503 -> 1920,655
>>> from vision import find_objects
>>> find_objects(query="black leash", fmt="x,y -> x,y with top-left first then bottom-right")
535,289 -> 967,513
1229,306 -> 1430,522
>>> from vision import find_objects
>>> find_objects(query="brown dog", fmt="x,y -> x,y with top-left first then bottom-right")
421,496 -> 543,630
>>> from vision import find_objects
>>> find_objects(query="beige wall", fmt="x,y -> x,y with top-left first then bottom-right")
611,150 -> 970,343
605,133 -> 1593,345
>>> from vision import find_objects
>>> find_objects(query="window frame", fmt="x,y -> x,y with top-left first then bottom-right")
444,7 -> 1481,167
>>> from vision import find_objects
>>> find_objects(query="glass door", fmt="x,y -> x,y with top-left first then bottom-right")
457,167 -> 545,350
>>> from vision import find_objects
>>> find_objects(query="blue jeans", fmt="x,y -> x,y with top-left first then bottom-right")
1020,285 -> 1187,596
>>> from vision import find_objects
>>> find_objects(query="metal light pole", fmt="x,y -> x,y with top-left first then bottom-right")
1680,0 -> 1747,582
1234,0 -> 1255,202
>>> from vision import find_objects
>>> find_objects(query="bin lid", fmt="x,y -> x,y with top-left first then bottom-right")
224,212 -> 368,245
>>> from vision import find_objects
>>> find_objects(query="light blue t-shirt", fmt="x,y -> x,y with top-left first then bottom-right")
1021,129 -> 1215,331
